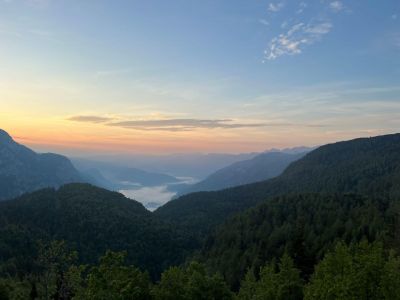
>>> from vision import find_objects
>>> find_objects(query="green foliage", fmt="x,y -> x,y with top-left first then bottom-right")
151,266 -> 187,300
76,251 -> 151,300
36,240 -> 81,300
0,184 -> 196,279
0,278 -> 31,300
152,262 -> 233,300
237,254 -> 303,300
201,193 -> 394,288
380,251 -> 400,299
305,241 -> 400,300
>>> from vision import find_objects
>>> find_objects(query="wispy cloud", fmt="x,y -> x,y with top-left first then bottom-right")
67,114 -> 331,132
68,115 -> 270,132
261,1 -> 350,61
67,115 -> 115,123
268,2 -> 284,12
265,21 -> 332,60
259,19 -> 270,26
296,2 -> 307,14
108,119 -> 268,131
329,1 -> 344,13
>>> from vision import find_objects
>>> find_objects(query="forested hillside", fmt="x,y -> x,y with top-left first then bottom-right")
155,134 -> 400,236
0,133 -> 400,299
200,193 -> 400,288
0,184 -> 196,278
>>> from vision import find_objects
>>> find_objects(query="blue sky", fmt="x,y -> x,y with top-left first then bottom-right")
0,0 -> 399,154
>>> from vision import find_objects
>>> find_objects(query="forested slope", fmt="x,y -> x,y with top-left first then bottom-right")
0,184 -> 195,278
200,193 -> 400,288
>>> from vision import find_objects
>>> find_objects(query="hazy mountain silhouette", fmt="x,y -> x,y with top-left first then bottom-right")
0,129 -> 85,200
177,151 -> 308,196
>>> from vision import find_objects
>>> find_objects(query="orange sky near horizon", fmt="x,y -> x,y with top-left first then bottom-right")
1,80 -> 397,156
2,112 -> 392,157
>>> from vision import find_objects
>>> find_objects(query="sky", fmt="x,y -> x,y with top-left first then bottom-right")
0,0 -> 399,155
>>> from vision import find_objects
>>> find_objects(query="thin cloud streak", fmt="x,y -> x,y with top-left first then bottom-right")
67,115 -> 115,123
67,115 -> 329,132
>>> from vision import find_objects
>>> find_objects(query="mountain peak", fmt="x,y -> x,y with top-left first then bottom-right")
0,129 -> 13,143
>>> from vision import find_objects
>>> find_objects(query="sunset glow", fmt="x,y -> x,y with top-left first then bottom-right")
1,1 -> 399,155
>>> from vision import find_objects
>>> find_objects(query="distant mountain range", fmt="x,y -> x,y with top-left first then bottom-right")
113,167 -> 179,186
177,151 -> 308,196
72,158 -> 183,186
0,129 -> 85,200
0,129 -> 190,202
155,133 -> 400,236
72,152 -> 259,179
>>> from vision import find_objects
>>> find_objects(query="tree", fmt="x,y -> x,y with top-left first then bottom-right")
36,240 -> 82,300
76,251 -> 151,300
236,268 -> 257,300
305,241 -> 398,300
153,262 -> 232,300
380,251 -> 400,300
152,266 -> 187,300
237,254 -> 303,300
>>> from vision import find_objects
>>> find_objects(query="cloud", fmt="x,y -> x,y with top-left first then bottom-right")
296,2 -> 307,14
265,21 -> 332,60
261,0 -> 350,61
329,1 -> 344,13
67,115 -> 115,123
268,2 -> 284,12
68,115 -> 269,131
305,22 -> 332,34
67,114 -> 330,132
108,119 -> 267,131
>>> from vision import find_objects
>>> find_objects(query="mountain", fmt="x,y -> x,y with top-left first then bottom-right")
200,193 -> 398,288
72,158 -> 182,188
268,146 -> 315,154
155,133 -> 400,236
0,183 -> 195,278
177,151 -> 307,196
113,167 -> 179,186
80,168 -> 120,191
72,152 -> 258,179
0,129 -> 85,200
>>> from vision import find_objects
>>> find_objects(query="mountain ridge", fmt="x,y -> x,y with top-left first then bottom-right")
155,133 -> 400,236
0,129 -> 85,200
177,151 -> 307,196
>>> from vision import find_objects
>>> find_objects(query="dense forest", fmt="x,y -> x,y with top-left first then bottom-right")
200,193 -> 400,288
0,240 -> 399,299
0,134 -> 400,299
0,184 -> 197,279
